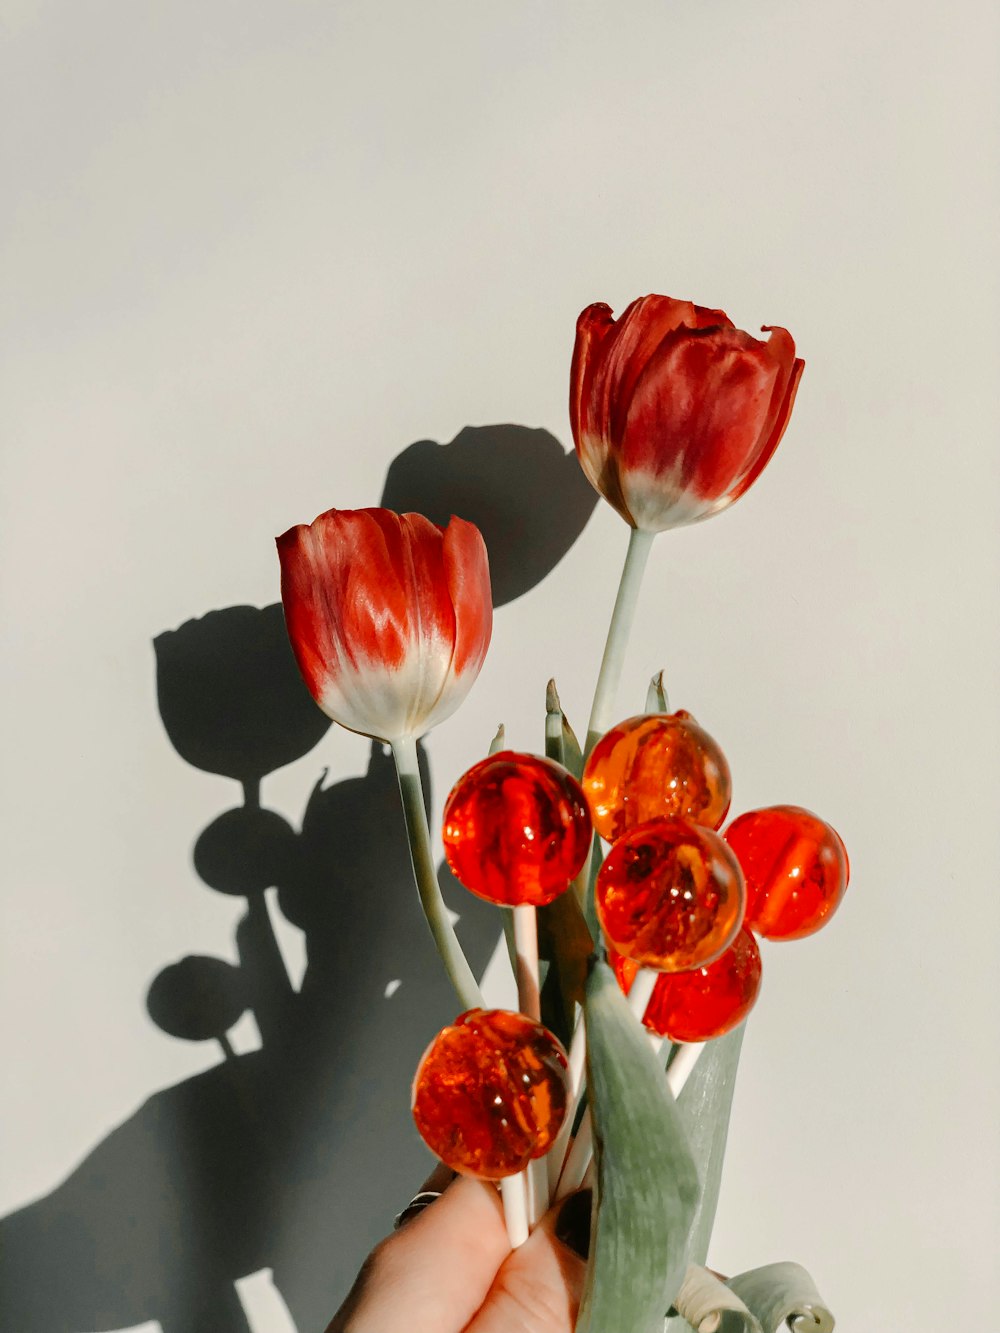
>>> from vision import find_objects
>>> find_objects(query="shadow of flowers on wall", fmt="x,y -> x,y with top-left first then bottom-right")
0,425 -> 595,1333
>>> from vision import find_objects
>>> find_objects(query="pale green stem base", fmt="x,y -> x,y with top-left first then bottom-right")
392,735 -> 483,1012
585,527 -> 655,755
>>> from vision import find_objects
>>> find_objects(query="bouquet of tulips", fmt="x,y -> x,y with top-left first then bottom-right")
277,295 -> 844,1332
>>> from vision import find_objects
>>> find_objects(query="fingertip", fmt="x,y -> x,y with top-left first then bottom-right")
468,1190 -> 590,1333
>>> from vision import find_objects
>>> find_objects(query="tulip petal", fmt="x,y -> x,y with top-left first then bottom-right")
413,516 -> 493,732
597,296 -> 696,438
277,507 -> 492,741
569,294 -> 802,532
571,304 -> 633,522
727,327 -> 804,505
619,327 -> 783,528
441,516 -> 493,678
570,302 -> 616,448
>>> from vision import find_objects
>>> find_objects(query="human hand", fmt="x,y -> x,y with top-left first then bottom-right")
326,1170 -> 592,1333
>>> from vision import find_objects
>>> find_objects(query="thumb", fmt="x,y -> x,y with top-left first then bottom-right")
464,1189 -> 592,1333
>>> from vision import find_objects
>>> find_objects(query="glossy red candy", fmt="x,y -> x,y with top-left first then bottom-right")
583,711 -> 732,842
596,816 -> 745,971
442,751 -> 592,906
724,805 -> 849,940
611,927 -> 762,1041
411,1009 -> 569,1179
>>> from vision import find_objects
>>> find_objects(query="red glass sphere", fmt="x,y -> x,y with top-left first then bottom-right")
583,711 -> 732,842
596,816 -> 745,971
411,1008 -> 569,1179
442,751 -> 592,906
724,805 -> 849,940
611,927 -> 762,1041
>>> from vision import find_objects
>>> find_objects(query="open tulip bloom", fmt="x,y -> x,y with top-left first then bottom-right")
276,507 -> 492,745
276,294 -> 842,1333
569,295 -> 804,747
278,506 -> 492,1008
570,295 -> 803,535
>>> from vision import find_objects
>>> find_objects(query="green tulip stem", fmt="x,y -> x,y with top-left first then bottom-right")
586,526 -> 655,754
391,735 -> 484,1012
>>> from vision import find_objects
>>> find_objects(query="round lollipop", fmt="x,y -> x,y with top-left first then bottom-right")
596,816 -> 745,972
724,805 -> 849,940
442,750 -> 592,907
610,927 -> 762,1042
583,710 -> 732,843
412,1008 -> 569,1178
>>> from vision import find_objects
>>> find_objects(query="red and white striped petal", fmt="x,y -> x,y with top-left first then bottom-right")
277,508 -> 492,742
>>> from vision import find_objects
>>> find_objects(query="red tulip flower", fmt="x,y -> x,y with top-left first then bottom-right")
277,507 -> 492,743
570,294 -> 804,532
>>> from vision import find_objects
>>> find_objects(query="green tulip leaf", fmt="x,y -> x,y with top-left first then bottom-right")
546,677 -> 584,778
538,680 -> 594,1043
645,668 -> 670,714
672,1265 -> 762,1332
537,889 -> 592,1046
726,1262 -> 835,1333
577,959 -> 700,1333
579,835 -> 603,945
663,1025 -> 746,1333
673,1024 -> 746,1266
488,722 -> 506,755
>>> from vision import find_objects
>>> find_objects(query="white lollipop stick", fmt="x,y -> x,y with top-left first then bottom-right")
527,1157 -> 549,1229
547,1012 -> 588,1192
666,1039 -> 706,1095
500,1174 -> 530,1248
512,902 -> 552,1225
627,966 -> 659,1021
555,1107 -> 593,1199
513,904 -> 541,1021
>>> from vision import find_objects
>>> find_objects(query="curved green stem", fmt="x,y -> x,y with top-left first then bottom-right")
585,527 -> 655,754
392,735 -> 484,1012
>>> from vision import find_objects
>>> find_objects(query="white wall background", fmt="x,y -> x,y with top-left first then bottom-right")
3,2 -> 999,1330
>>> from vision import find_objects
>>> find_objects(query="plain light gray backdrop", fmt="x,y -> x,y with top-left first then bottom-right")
2,2 -> 999,1330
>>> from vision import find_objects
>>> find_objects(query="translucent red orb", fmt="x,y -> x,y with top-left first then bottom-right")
723,805 -> 849,940
442,751 -> 592,906
582,711 -> 732,843
611,927 -> 762,1042
411,1009 -> 569,1179
596,817 -> 745,971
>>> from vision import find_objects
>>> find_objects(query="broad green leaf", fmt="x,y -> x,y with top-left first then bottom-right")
577,960 -> 700,1333
645,668 -> 670,714
672,1265 -> 761,1332
663,1025 -> 746,1333
727,1262 -> 834,1333
673,1024 -> 746,1265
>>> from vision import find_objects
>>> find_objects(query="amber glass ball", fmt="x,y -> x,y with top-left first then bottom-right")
411,1009 -> 569,1179
724,805 -> 848,940
596,816 -> 745,971
583,711 -> 732,843
442,751 -> 592,906
611,927 -> 762,1042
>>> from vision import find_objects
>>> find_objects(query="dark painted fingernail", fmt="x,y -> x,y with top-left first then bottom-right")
555,1189 -> 593,1260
